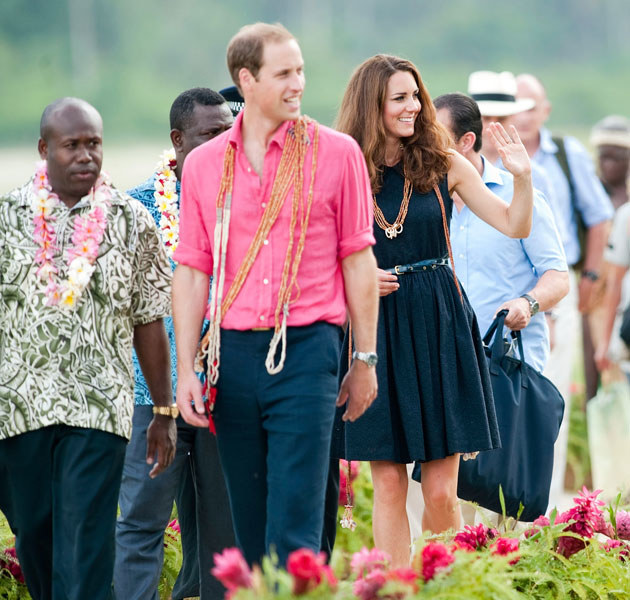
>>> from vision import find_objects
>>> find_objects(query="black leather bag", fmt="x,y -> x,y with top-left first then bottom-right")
619,305 -> 630,348
455,310 -> 565,521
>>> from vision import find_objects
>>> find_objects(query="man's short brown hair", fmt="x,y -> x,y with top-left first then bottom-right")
227,22 -> 295,91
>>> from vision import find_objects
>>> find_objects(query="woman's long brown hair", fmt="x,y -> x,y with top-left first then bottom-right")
335,54 -> 451,194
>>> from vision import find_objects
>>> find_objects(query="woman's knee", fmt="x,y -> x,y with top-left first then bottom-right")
370,462 -> 408,504
422,480 -> 457,513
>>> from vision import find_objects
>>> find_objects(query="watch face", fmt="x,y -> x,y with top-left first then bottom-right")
366,353 -> 378,367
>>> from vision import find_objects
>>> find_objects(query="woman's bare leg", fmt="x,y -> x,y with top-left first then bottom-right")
421,454 -> 462,533
370,460 -> 411,567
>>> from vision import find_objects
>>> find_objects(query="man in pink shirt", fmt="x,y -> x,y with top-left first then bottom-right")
172,23 -> 379,566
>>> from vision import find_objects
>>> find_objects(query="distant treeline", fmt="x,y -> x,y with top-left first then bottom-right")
1,0 -> 628,143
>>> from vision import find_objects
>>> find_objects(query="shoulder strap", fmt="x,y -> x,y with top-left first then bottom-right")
433,183 -> 463,302
553,135 -> 586,266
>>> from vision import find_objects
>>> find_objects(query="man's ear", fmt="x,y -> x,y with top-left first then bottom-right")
170,129 -> 183,152
239,68 -> 254,94
37,137 -> 48,160
458,131 -> 477,154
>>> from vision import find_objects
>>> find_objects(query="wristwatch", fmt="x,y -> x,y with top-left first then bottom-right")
152,404 -> 179,418
520,293 -> 540,316
352,351 -> 378,367
581,269 -> 600,282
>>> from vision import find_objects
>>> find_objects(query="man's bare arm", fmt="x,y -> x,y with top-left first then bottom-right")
337,246 -> 379,422
172,264 -> 210,428
134,319 -> 176,478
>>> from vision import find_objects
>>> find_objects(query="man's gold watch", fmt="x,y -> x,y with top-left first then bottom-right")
152,404 -> 179,419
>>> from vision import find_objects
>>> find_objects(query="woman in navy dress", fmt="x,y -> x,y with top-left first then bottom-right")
332,55 -> 534,566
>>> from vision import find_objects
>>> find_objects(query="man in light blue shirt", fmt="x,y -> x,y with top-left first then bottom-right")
434,92 -> 569,373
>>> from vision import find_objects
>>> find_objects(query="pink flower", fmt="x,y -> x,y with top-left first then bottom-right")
491,537 -> 520,564
557,488 -> 604,557
350,547 -> 390,576
603,539 -> 629,561
167,518 -> 180,534
353,568 -> 387,600
421,542 -> 455,581
615,510 -> 630,540
211,548 -> 252,592
524,515 -> 550,539
453,523 -> 497,551
286,548 -> 329,595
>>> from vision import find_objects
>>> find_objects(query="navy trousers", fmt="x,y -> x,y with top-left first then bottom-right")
0,425 -> 127,600
214,322 -> 340,567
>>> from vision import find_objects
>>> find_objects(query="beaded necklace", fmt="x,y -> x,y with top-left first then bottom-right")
153,149 -> 179,259
196,116 -> 320,386
30,161 -> 111,309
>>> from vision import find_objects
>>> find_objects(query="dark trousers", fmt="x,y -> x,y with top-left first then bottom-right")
0,425 -> 127,600
214,323 -> 340,567
115,408 -> 234,600
320,457 -> 340,561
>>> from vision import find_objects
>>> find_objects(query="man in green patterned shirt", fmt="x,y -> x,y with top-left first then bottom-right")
0,97 -> 174,600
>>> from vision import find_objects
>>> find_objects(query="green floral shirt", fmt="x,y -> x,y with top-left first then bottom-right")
0,178 -> 172,441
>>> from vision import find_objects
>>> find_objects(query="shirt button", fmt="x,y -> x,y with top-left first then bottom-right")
263,239 -> 269,245
459,254 -> 465,259
460,225 -> 465,230
247,167 -> 251,173
263,278 -> 269,285
259,315 -> 265,321
261,202 -> 267,208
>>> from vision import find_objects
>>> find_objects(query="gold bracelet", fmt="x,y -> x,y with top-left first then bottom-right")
152,404 -> 179,419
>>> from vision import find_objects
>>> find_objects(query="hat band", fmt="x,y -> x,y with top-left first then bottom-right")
471,93 -> 516,103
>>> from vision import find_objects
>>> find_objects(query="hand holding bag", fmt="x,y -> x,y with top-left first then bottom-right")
455,310 -> 565,521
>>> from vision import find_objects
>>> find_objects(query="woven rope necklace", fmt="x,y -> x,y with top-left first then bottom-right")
196,116 -> 320,386
373,171 -> 412,239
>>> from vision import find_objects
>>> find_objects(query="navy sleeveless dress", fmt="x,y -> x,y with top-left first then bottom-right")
331,165 -> 500,464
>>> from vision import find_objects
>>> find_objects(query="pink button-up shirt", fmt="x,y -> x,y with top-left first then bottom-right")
174,112 -> 375,330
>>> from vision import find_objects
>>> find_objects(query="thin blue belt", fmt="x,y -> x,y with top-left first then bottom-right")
385,257 -> 449,275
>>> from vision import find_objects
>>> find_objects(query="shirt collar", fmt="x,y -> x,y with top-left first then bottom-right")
539,127 -> 558,154
227,111 -> 295,151
481,155 -> 505,186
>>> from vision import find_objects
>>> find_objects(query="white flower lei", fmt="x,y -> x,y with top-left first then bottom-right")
153,149 -> 179,259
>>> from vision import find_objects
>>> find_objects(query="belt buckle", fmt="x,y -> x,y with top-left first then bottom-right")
394,265 -> 403,275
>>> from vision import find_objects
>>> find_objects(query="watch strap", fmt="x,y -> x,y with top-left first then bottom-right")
152,404 -> 179,418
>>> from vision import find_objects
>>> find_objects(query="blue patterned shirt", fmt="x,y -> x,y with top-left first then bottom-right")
127,176 -> 179,405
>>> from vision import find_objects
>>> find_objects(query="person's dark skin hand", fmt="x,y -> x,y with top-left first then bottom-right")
146,414 -> 177,478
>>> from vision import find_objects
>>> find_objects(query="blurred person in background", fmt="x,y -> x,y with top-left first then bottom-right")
593,116 -> 630,378
114,87 -> 235,600
513,73 -> 613,506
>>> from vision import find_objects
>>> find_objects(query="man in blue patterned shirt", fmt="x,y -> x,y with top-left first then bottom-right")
114,88 -> 235,600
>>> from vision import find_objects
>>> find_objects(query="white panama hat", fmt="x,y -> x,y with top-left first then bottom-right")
467,71 -> 535,117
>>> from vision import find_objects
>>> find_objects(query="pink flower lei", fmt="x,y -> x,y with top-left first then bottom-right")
153,149 -> 179,260
30,161 -> 111,309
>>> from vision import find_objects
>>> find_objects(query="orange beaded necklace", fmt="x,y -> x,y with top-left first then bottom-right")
197,116 -> 320,385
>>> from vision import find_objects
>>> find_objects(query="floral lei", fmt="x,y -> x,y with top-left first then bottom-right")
31,161 -> 111,309
153,149 -> 179,259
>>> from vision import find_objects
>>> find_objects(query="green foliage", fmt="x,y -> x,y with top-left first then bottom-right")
1,0 -> 629,143
0,514 -> 29,600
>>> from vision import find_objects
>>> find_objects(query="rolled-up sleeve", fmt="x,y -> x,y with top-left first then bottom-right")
336,138 -> 376,260
173,157 -> 214,274
522,192 -> 568,275
131,207 -> 172,325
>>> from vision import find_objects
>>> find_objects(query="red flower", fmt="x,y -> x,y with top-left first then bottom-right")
453,523 -> 497,551
421,542 -> 455,581
0,547 -> 25,584
491,537 -> 520,564
353,568 -> 387,600
603,539 -> 629,561
286,548 -> 330,595
211,548 -> 252,592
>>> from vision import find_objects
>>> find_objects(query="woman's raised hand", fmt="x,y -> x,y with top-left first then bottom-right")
488,122 -> 531,178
